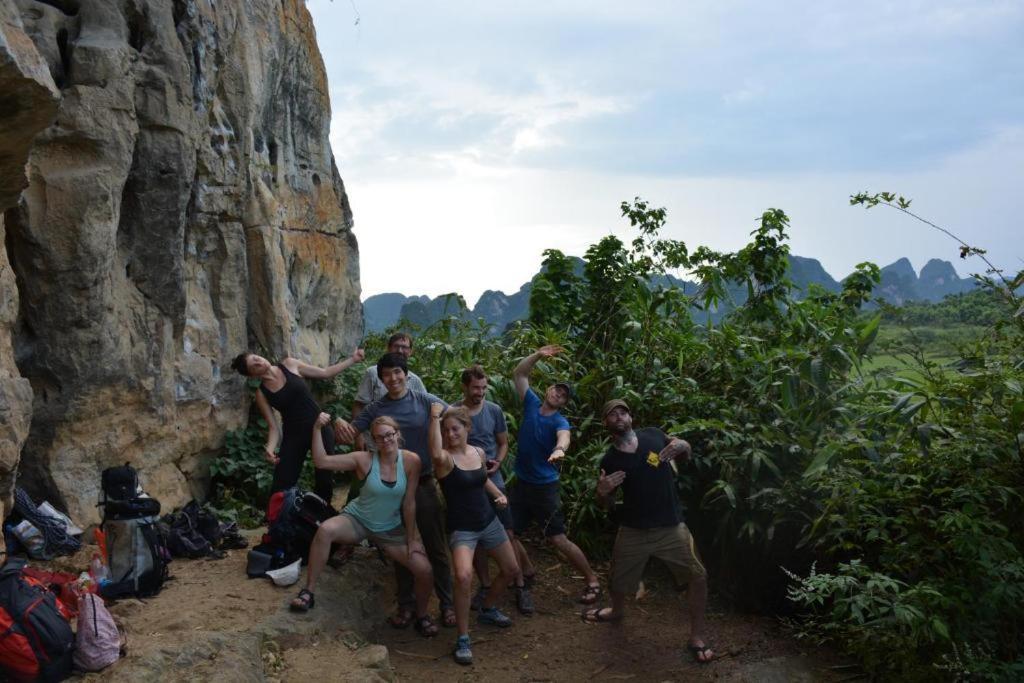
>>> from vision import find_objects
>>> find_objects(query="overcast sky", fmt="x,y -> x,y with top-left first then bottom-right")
306,0 -> 1024,306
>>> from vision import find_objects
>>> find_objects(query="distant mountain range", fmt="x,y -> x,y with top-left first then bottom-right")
363,255 -> 976,333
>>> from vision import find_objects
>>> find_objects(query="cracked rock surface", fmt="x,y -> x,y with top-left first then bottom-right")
0,0 -> 360,522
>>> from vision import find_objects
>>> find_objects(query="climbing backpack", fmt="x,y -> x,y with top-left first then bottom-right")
265,488 -> 338,562
0,558 -> 75,682
97,464 -> 170,600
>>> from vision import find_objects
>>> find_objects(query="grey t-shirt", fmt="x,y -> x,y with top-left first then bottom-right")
352,390 -> 446,475
453,399 -> 509,488
355,365 -> 426,405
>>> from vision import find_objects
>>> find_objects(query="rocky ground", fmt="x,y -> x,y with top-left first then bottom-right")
36,529 -> 854,682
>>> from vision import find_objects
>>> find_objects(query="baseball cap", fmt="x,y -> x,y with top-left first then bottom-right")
553,381 -> 573,399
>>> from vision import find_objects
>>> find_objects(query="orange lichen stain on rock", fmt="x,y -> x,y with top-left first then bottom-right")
283,231 -> 347,281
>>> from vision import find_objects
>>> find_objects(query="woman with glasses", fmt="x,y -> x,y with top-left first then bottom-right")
429,403 -> 522,665
290,413 -> 439,637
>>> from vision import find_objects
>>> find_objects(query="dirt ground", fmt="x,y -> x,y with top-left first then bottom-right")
33,525 -> 851,682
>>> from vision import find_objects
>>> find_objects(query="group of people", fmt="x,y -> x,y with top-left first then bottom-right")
230,333 -> 713,666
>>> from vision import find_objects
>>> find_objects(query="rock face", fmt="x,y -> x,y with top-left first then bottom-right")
1,0 -> 361,525
0,1 -> 60,514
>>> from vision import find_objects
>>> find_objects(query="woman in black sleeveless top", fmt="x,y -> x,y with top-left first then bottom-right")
429,404 -> 524,666
230,349 -> 363,501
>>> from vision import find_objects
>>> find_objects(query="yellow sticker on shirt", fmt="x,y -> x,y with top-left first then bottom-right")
646,451 -> 660,467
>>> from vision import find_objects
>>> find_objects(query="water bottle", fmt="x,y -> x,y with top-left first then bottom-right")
90,553 -> 109,584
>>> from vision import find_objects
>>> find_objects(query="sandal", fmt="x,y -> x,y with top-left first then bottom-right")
581,606 -> 620,624
579,582 -> 602,605
414,614 -> 439,638
686,642 -> 714,664
441,605 -> 457,628
387,607 -> 414,629
289,588 -> 315,612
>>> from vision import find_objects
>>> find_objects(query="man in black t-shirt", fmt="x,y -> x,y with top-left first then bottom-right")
586,399 -> 713,664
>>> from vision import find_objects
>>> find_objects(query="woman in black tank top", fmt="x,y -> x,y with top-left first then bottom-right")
230,349 -> 364,501
430,403 -> 525,665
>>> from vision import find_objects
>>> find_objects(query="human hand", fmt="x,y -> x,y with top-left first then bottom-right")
537,344 -> 564,359
263,445 -> 280,465
430,402 -> 444,418
351,348 -> 365,363
597,468 -> 625,496
547,447 -> 565,463
407,538 -> 425,559
316,412 -> 332,428
485,459 -> 501,475
659,438 -> 692,463
493,494 -> 508,509
334,418 -> 357,444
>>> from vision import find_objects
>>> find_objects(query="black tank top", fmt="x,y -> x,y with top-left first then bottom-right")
259,364 -> 321,430
439,449 -> 496,532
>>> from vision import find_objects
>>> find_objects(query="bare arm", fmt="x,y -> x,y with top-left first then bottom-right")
311,414 -> 368,472
253,390 -> 280,465
285,348 -> 365,381
402,455 -> 422,546
487,431 -> 509,475
547,429 -> 571,463
512,345 -> 564,401
428,402 -> 452,477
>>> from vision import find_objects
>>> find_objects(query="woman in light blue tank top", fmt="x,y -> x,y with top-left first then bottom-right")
289,413 -> 439,636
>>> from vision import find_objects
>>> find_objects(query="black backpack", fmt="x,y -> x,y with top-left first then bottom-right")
0,558 -> 75,682
266,488 -> 338,561
97,464 -> 170,600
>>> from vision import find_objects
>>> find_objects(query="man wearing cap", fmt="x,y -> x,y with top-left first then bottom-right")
587,398 -> 713,664
510,345 -> 601,605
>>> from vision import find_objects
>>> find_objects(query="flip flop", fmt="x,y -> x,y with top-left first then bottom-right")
579,583 -> 602,605
581,606 -> 621,624
686,642 -> 714,664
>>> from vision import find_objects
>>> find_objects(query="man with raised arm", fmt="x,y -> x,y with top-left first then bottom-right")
334,352 -> 455,629
509,345 -> 601,605
587,398 -> 713,664
453,364 -> 535,615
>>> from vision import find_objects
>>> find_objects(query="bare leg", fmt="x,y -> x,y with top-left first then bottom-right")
304,516 -> 361,594
687,574 -> 709,648
451,545 -> 476,638
511,535 -> 535,578
383,544 -> 434,619
548,533 -> 598,585
482,541 -> 519,608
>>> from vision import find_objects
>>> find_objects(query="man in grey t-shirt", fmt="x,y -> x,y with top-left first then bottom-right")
352,332 -> 427,419
453,364 -> 534,615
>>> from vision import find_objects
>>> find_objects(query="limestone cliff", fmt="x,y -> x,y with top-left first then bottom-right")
1,0 -> 361,525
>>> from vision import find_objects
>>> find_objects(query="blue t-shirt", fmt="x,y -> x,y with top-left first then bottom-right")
514,389 -> 570,485
352,390 -> 447,475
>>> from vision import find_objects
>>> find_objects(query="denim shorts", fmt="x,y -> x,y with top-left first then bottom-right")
449,515 -> 509,551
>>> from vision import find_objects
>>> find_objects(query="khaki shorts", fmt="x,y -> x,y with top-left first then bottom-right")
341,512 -> 407,547
609,523 -> 706,595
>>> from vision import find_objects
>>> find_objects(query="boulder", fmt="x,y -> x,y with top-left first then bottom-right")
1,0 -> 361,525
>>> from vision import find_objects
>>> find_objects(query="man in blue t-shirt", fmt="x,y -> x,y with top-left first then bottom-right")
510,345 -> 601,605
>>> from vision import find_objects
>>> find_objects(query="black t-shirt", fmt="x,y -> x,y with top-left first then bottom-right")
599,427 -> 682,529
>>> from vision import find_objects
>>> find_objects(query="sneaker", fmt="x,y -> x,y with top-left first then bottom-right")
470,585 -> 488,612
515,586 -> 535,616
477,606 -> 513,628
453,635 -> 473,665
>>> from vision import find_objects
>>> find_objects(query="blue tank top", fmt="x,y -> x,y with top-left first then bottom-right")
345,450 -> 407,532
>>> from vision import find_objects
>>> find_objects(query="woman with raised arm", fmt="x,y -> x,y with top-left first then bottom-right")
429,403 -> 521,666
230,348 -> 364,502
289,413 -> 439,636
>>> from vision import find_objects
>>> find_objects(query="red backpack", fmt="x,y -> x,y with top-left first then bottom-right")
0,558 -> 75,682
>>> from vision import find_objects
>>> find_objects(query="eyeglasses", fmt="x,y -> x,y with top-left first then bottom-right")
373,431 -> 398,443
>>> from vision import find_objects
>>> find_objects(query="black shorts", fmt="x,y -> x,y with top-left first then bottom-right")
492,483 -> 513,531
510,480 -> 565,537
